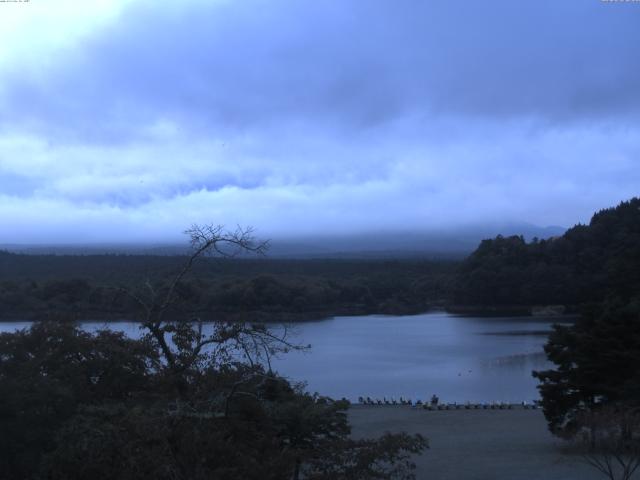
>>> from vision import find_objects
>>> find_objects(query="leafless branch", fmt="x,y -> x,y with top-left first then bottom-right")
575,405 -> 640,480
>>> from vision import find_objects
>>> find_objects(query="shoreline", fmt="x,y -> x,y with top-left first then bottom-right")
0,307 -> 581,323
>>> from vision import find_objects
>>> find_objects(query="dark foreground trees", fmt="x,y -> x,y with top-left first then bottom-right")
0,226 -> 426,479
0,322 -> 156,478
533,301 -> 640,480
533,301 -> 640,436
529,199 -> 640,479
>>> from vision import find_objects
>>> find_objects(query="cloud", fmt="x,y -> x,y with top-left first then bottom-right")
1,117 -> 638,243
0,0 -> 638,242
3,0 -> 640,141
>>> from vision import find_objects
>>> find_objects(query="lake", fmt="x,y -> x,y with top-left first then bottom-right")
0,312 -> 569,403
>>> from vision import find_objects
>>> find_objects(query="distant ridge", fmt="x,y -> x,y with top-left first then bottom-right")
0,223 -> 566,259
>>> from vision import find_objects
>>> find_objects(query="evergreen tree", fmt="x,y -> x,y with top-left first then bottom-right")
533,300 -> 640,436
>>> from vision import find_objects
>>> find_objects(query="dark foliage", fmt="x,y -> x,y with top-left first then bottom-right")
519,199 -> 640,441
0,255 -> 454,321
0,322 -> 426,480
533,300 -> 640,436
453,198 -> 640,309
0,322 -> 157,479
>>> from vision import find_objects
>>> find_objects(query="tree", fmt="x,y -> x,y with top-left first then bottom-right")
528,199 -> 640,479
533,300 -> 640,436
0,224 -> 427,479
453,197 -> 640,309
118,225 -> 272,373
0,322 -> 156,480
572,406 -> 640,480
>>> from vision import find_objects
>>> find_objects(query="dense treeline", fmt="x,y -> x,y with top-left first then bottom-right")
3,198 -> 638,320
453,198 -> 640,309
515,199 -> 640,449
0,254 -> 455,320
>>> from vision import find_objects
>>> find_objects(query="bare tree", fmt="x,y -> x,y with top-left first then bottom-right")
117,225 -> 303,396
574,405 -> 640,480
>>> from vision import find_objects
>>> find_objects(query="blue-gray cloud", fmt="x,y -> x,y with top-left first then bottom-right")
0,0 -> 639,243
5,0 -> 640,140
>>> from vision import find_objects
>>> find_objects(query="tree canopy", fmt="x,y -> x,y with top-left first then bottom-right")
453,197 -> 640,310
507,199 -> 640,439
533,300 -> 640,436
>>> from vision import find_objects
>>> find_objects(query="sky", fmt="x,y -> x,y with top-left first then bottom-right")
0,0 -> 639,244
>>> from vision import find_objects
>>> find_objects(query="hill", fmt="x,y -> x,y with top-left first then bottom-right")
452,198 -> 640,312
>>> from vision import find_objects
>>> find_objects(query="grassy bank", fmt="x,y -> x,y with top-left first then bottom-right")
349,405 -> 602,480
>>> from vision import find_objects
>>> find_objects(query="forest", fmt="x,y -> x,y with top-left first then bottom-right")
2,198 -> 639,324
452,198 -> 640,313
2,199 -> 640,322
0,253 -> 454,321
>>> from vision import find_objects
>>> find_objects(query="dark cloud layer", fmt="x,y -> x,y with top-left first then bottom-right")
5,0 -> 640,140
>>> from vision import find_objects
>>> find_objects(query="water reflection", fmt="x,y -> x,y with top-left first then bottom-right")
269,312 -> 570,403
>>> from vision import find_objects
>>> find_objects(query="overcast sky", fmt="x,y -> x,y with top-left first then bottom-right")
0,0 -> 639,243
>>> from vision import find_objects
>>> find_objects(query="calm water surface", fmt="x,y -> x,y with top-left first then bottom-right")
0,312 -> 569,403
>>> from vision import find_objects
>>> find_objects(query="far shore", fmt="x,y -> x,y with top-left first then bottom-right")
349,405 -> 601,480
0,305 -> 582,323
